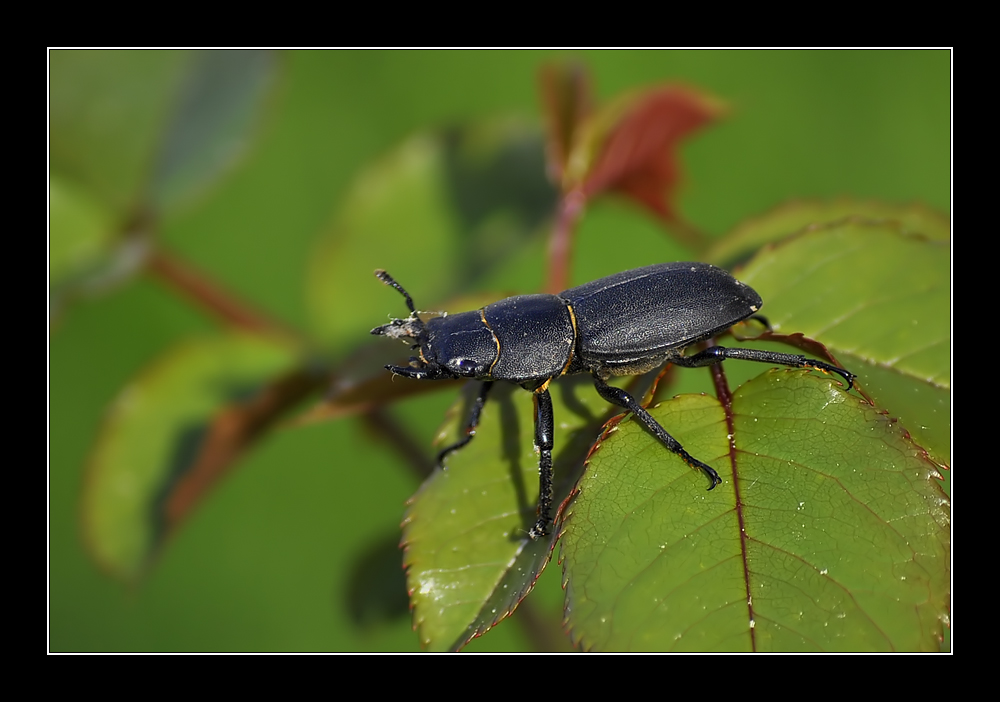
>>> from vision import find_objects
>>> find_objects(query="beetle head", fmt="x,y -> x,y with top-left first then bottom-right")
371,270 -> 496,381
419,312 -> 496,379
371,270 -> 495,381
372,311 -> 496,381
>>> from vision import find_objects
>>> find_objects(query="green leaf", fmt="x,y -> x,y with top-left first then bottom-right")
50,49 -> 277,219
49,50 -> 278,317
402,377 -> 613,651
554,218 -> 951,650
402,216 -> 950,651
82,333 -> 300,583
306,135 -> 461,350
49,174 -> 117,289
149,50 -> 277,213
562,372 -> 949,651
708,199 -> 949,268
49,173 -> 153,321
50,50 -> 190,217
737,219 -> 950,468
306,119 -> 555,353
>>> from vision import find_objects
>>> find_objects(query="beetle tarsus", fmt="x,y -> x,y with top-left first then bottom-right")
694,458 -> 723,490
677,447 -> 722,490
528,521 -> 549,540
807,361 -> 856,391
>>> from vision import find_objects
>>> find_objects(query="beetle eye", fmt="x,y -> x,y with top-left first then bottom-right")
454,359 -> 478,374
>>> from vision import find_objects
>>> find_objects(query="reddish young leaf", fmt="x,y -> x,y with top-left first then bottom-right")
539,73 -> 724,292
581,86 -> 723,223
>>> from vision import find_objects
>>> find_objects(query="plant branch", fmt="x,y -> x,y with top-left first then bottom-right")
665,215 -> 714,257
360,407 -> 437,482
545,190 -> 586,293
145,246 -> 299,341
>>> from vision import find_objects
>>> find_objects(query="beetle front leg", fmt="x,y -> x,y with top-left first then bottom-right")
593,376 -> 722,490
673,346 -> 855,390
437,381 -> 494,467
527,388 -> 555,540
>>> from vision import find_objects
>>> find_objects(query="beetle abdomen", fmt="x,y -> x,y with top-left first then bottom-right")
483,294 -> 575,381
561,263 -> 762,369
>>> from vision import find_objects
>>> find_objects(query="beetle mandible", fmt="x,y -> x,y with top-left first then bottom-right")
371,262 -> 855,540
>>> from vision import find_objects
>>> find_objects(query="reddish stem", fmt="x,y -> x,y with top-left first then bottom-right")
545,190 -> 586,293
146,247 -> 297,341
666,215 -> 713,257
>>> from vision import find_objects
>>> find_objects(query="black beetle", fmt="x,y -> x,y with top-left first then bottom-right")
372,263 -> 854,540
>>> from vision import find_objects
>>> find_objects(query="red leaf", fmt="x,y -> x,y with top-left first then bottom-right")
582,86 -> 723,223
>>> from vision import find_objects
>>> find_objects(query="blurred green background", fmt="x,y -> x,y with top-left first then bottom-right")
49,50 -> 950,651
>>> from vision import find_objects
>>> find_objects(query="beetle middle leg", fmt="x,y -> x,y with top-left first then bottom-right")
437,381 -> 494,467
672,347 -> 855,389
593,376 -> 723,490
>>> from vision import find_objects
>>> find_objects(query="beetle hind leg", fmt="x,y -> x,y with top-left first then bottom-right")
593,376 -> 722,490
673,346 -> 855,390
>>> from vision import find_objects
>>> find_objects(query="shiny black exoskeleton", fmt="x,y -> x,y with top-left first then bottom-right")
371,263 -> 855,540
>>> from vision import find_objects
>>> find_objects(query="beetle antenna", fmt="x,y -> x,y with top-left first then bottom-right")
374,269 -> 416,314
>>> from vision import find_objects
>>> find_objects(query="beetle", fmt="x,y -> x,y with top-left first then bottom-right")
371,263 -> 855,540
